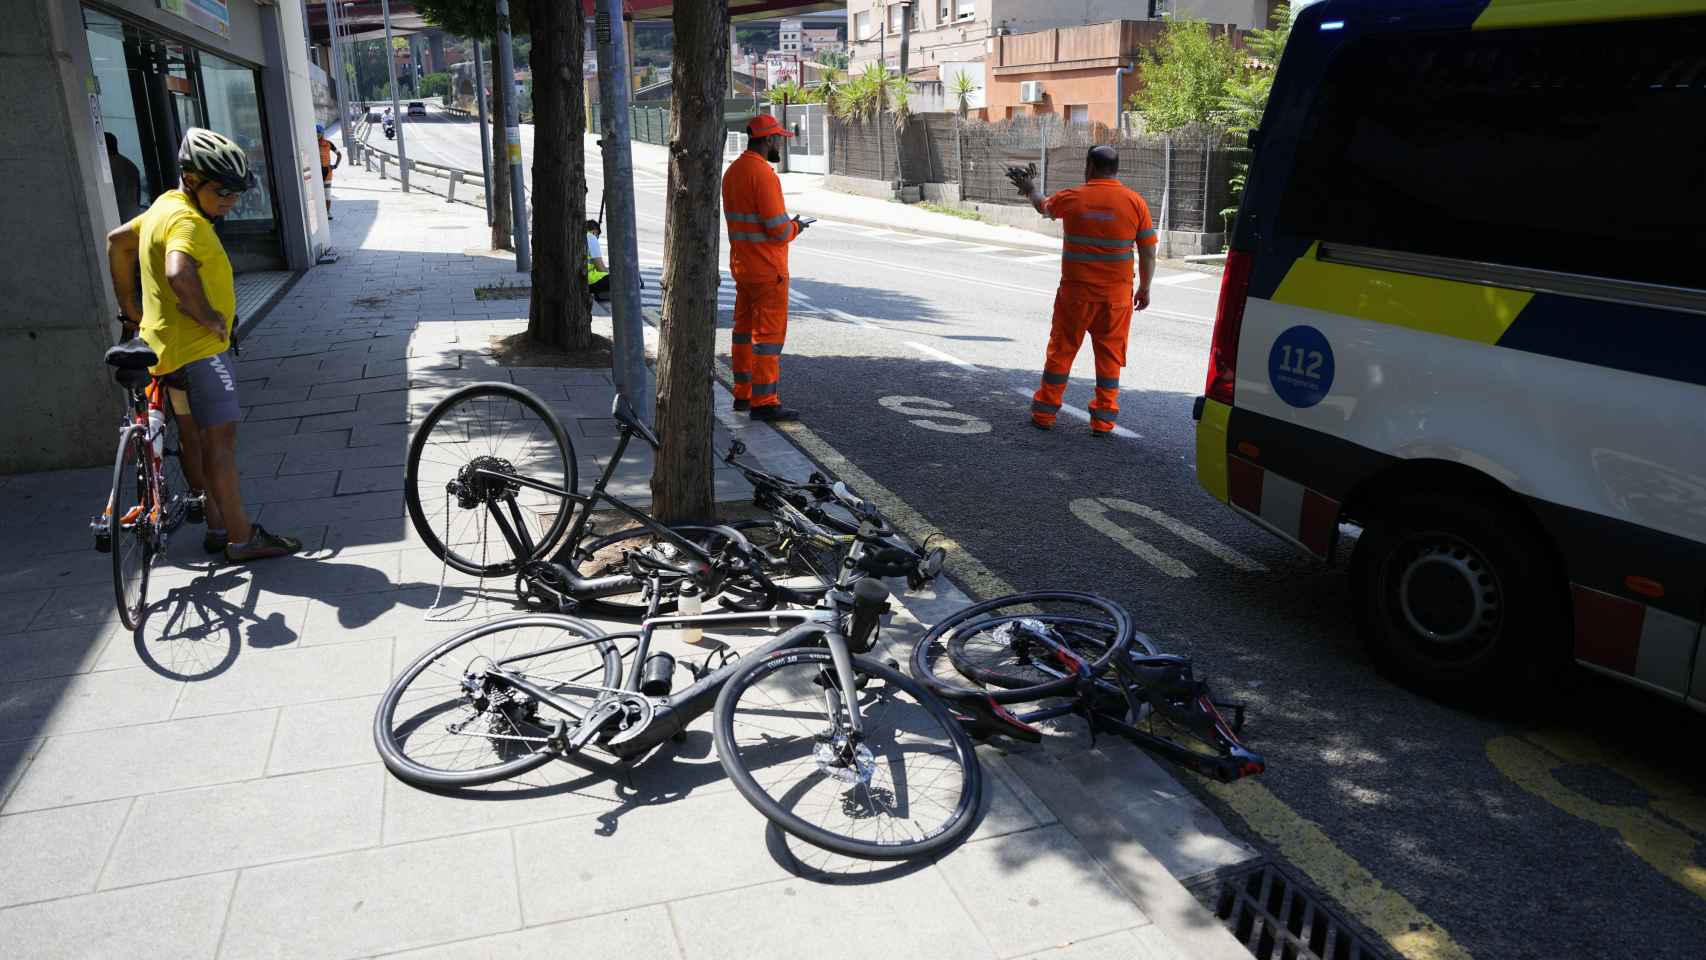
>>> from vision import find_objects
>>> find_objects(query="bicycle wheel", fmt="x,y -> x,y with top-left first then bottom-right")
109,425 -> 154,631
911,592 -> 1134,703
405,383 -> 578,576
713,647 -> 981,860
375,614 -> 621,788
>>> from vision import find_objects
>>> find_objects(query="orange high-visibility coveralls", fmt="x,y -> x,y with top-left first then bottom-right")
722,149 -> 801,409
1031,179 -> 1159,433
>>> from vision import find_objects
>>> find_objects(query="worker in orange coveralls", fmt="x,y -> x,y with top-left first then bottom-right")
1008,145 -> 1157,435
722,114 -> 811,422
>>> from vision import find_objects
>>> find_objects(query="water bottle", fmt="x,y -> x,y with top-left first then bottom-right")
147,404 -> 166,460
674,582 -> 705,647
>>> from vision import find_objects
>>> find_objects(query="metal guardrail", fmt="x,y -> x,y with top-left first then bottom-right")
360,141 -> 488,209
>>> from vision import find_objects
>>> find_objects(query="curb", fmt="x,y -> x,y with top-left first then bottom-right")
784,203 -> 1060,255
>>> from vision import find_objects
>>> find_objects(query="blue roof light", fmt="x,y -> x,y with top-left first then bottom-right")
1320,20 -> 1345,30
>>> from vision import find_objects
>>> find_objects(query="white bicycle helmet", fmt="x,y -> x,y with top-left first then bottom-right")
177,127 -> 255,191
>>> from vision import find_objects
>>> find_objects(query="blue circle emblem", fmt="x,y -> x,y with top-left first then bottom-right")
1268,325 -> 1335,408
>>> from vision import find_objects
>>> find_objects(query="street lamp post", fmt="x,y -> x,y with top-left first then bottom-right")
380,0 -> 409,191
323,1 -> 355,157
494,0 -> 530,272
471,39 -> 493,226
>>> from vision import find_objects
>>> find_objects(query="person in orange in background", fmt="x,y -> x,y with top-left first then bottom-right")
316,124 -> 342,220
722,114 -> 811,422
1008,146 -> 1157,436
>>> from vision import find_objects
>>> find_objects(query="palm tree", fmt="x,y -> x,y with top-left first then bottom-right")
948,70 -> 978,119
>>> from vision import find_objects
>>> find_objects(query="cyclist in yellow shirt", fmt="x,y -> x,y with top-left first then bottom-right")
104,128 -> 301,563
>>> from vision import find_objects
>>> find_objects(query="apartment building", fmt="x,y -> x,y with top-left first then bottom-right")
847,1 -> 1271,71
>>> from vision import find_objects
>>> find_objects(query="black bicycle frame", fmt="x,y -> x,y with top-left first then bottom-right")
469,424 -> 731,601
491,607 -> 839,760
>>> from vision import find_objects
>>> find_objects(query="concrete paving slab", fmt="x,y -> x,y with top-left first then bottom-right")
338,465 -> 405,495
0,798 -> 130,908
0,871 -> 233,960
936,824 -> 1149,958
513,787 -> 791,925
307,373 -> 411,400
1014,927 -> 1181,960
221,829 -> 521,959
669,866 -> 995,960
379,904 -> 681,960
0,624 -> 118,682
246,395 -> 359,422
241,470 -> 340,504
0,665 -> 180,737
170,637 -> 392,719
4,709 -> 275,812
380,755 -> 634,845
0,589 -> 52,635
101,764 -> 383,889
253,491 -> 406,528
266,694 -> 381,776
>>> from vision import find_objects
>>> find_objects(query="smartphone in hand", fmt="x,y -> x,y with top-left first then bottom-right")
794,216 -> 817,227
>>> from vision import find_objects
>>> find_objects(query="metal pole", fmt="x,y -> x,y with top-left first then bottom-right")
380,0 -> 408,191
1160,135 -> 1172,237
472,39 -> 493,226
898,1 -> 911,77
342,4 -> 362,118
595,0 -> 651,422
494,0 -> 530,272
324,1 -> 354,155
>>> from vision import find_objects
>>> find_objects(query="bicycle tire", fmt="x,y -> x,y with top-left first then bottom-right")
911,592 -> 1133,704
948,615 -> 1132,689
110,425 -> 153,631
374,613 -> 620,788
404,383 -> 578,577
713,647 -> 981,861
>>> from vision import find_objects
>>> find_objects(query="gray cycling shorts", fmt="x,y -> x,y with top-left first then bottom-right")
161,351 -> 241,428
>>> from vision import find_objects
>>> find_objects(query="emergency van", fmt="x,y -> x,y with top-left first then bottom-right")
1192,0 -> 1706,704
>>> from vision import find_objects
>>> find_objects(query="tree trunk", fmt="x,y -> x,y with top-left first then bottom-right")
489,58 -> 513,251
525,0 -> 591,350
650,0 -> 729,524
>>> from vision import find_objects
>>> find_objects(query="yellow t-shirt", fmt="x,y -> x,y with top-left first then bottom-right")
129,190 -> 235,375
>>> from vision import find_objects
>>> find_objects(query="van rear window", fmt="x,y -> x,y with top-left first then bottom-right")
1277,16 -> 1705,291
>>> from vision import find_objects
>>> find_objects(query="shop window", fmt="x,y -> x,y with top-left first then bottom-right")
199,50 -> 275,225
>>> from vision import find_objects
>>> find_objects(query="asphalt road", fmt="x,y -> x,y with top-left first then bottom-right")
362,109 -> 1706,960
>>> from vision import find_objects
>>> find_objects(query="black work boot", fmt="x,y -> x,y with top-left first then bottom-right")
750,405 -> 799,422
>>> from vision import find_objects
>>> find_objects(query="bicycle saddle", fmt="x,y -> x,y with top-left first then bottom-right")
610,394 -> 660,450
105,338 -> 158,371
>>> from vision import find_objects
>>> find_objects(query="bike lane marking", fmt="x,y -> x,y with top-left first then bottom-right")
1486,730 -> 1706,903
877,396 -> 992,434
715,352 -> 1477,960
1069,497 -> 1267,579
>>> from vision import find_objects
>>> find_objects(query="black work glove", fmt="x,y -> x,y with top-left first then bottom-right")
1006,162 -> 1039,197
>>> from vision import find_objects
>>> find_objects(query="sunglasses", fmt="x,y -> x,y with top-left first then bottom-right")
191,178 -> 244,199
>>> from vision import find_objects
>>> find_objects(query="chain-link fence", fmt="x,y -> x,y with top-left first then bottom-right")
833,114 -> 1247,235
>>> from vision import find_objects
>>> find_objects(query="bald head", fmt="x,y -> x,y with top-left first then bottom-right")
1086,145 -> 1120,179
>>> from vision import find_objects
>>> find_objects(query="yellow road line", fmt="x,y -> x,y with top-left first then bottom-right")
1487,733 -> 1706,902
723,359 -> 1476,960
1198,778 -> 1476,960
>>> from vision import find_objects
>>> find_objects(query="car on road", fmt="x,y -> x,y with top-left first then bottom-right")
1193,0 -> 1706,706
366,107 -> 382,122
407,101 -> 427,118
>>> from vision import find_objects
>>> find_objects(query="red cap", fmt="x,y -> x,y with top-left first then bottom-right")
746,114 -> 794,138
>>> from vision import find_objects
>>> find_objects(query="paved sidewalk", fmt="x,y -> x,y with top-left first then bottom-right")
0,159 -> 1252,959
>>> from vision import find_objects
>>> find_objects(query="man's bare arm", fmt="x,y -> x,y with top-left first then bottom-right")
105,223 -> 143,327
165,250 -> 228,341
1135,245 -> 1157,312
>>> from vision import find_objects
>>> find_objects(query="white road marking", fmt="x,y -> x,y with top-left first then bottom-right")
952,244 -> 1019,255
891,236 -> 956,246
1089,497 -> 1267,572
1004,253 -> 1059,263
1011,388 -> 1140,439
826,307 -> 879,329
878,395 -> 992,434
905,341 -> 979,371
1152,271 -> 1216,287
1069,497 -> 1196,578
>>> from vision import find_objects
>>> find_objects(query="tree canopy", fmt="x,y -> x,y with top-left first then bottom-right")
414,0 -> 530,40
1127,18 -> 1240,132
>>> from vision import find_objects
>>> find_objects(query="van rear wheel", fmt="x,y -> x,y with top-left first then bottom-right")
1353,494 -> 1563,699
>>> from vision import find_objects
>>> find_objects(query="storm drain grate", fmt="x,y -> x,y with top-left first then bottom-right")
1189,862 -> 1390,960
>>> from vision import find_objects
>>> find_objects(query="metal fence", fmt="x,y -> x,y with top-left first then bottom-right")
831,114 -> 1247,234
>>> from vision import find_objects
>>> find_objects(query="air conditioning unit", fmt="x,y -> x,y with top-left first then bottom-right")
1019,81 -> 1044,103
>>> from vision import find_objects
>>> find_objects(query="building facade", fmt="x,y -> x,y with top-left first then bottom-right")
5,0 -> 329,471
779,18 -> 802,53
847,1 -> 1271,71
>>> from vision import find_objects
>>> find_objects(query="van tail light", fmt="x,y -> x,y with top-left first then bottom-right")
1205,250 -> 1253,406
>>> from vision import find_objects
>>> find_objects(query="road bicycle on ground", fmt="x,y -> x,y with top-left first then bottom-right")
911,592 -> 1267,783
404,382 -> 940,619
91,336 -> 202,630
375,481 -> 977,860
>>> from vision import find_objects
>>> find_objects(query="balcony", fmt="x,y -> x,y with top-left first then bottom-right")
992,20 -> 1167,76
